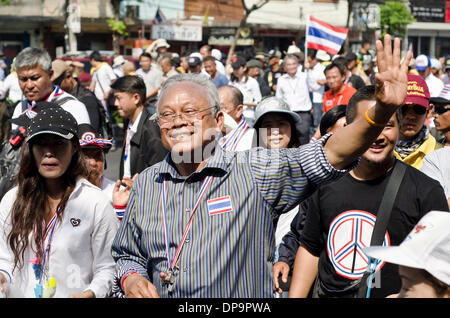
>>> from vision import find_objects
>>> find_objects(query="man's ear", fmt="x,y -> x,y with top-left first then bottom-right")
427,104 -> 434,119
236,104 -> 244,120
216,110 -> 225,132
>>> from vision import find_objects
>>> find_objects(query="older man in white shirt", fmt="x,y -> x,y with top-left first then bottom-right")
276,54 -> 312,145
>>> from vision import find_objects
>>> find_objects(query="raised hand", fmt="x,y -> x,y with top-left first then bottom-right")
374,34 -> 412,108
113,174 -> 138,207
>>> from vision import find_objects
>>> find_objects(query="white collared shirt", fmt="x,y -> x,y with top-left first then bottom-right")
276,68 -> 312,112
123,110 -> 143,178
307,62 -> 326,103
0,178 -> 119,298
231,76 -> 262,120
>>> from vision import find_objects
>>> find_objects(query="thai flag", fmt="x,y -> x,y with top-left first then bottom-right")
207,196 -> 233,216
152,7 -> 166,24
306,16 -> 348,56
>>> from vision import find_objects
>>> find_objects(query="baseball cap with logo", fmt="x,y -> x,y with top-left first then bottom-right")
363,211 -> 450,285
78,123 -> 113,152
26,106 -> 78,143
187,56 -> 202,68
231,56 -> 247,69
405,74 -> 430,108
430,85 -> 450,105
415,54 -> 431,72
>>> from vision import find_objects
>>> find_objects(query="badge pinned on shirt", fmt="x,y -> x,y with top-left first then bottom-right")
70,218 -> 81,227
207,195 -> 233,216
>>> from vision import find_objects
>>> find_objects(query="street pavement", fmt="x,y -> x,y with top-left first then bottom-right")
104,125 -> 124,182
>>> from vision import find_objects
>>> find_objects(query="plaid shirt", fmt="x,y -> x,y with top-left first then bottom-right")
111,134 -> 355,297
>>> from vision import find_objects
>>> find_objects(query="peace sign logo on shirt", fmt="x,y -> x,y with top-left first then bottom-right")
327,210 -> 390,280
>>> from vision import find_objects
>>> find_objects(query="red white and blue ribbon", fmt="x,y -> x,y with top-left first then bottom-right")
161,175 -> 214,271
220,118 -> 249,151
79,132 -> 114,148
22,86 -> 65,119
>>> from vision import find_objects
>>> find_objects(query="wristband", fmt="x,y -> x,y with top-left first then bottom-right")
120,271 -> 138,291
114,205 -> 127,221
364,109 -> 386,127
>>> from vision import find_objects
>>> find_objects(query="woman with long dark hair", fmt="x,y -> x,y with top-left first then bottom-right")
0,104 -> 118,298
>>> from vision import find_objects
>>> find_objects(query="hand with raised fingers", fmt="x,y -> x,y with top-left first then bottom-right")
374,34 -> 412,108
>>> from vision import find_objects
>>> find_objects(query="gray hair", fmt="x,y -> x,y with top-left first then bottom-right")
15,47 -> 52,72
157,73 -> 221,116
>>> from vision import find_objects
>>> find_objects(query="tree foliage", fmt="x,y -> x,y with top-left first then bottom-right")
379,1 -> 415,39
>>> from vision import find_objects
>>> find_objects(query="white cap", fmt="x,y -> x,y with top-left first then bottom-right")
113,55 -> 126,68
363,211 -> 450,285
189,52 -> 203,61
430,58 -> 441,70
316,50 -> 330,62
286,44 -> 301,55
415,54 -> 431,71
211,49 -> 222,61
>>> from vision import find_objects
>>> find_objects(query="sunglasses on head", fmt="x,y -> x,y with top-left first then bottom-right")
401,104 -> 427,115
433,104 -> 450,115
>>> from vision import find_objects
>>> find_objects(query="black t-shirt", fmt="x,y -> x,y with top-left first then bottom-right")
300,160 -> 449,298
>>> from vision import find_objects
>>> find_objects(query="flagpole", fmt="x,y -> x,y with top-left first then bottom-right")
304,15 -> 309,72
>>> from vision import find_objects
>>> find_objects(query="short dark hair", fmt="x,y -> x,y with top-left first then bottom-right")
307,49 -> 317,59
320,104 -> 347,136
324,62 -> 346,77
110,75 -> 146,106
89,50 -> 102,62
346,85 -> 375,124
333,56 -> 347,67
203,56 -> 216,64
139,52 -> 152,60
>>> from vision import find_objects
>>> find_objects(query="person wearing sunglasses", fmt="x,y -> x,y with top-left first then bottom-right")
421,85 -> 450,208
394,74 -> 442,169
429,85 -> 450,147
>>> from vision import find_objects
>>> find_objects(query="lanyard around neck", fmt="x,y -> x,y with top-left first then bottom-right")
161,175 -> 214,271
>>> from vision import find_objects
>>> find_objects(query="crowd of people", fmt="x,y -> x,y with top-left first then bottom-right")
0,34 -> 449,299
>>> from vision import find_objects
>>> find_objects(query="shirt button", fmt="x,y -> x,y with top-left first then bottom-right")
184,267 -> 188,272
185,208 -> 190,213
185,238 -> 190,243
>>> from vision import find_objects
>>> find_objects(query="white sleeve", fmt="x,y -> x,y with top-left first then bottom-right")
61,100 -> 91,125
85,200 -> 119,298
421,151 -> 450,199
275,77 -> 283,99
251,78 -> 262,103
0,188 -> 19,283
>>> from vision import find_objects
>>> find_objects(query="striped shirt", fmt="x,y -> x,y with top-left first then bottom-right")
111,134 -> 355,297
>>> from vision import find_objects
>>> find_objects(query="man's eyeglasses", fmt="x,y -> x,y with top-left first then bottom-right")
433,104 -> 450,115
158,106 -> 215,125
401,104 -> 427,115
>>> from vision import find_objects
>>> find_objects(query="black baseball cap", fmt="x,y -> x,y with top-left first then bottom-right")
26,106 -> 78,143
231,55 -> 247,69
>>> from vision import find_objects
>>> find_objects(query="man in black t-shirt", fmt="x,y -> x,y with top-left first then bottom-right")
284,86 -> 449,298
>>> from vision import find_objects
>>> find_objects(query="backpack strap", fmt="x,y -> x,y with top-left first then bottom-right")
357,160 -> 407,298
53,96 -> 76,107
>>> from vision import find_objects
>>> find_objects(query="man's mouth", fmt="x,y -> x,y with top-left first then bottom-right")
369,143 -> 386,153
170,130 -> 193,141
